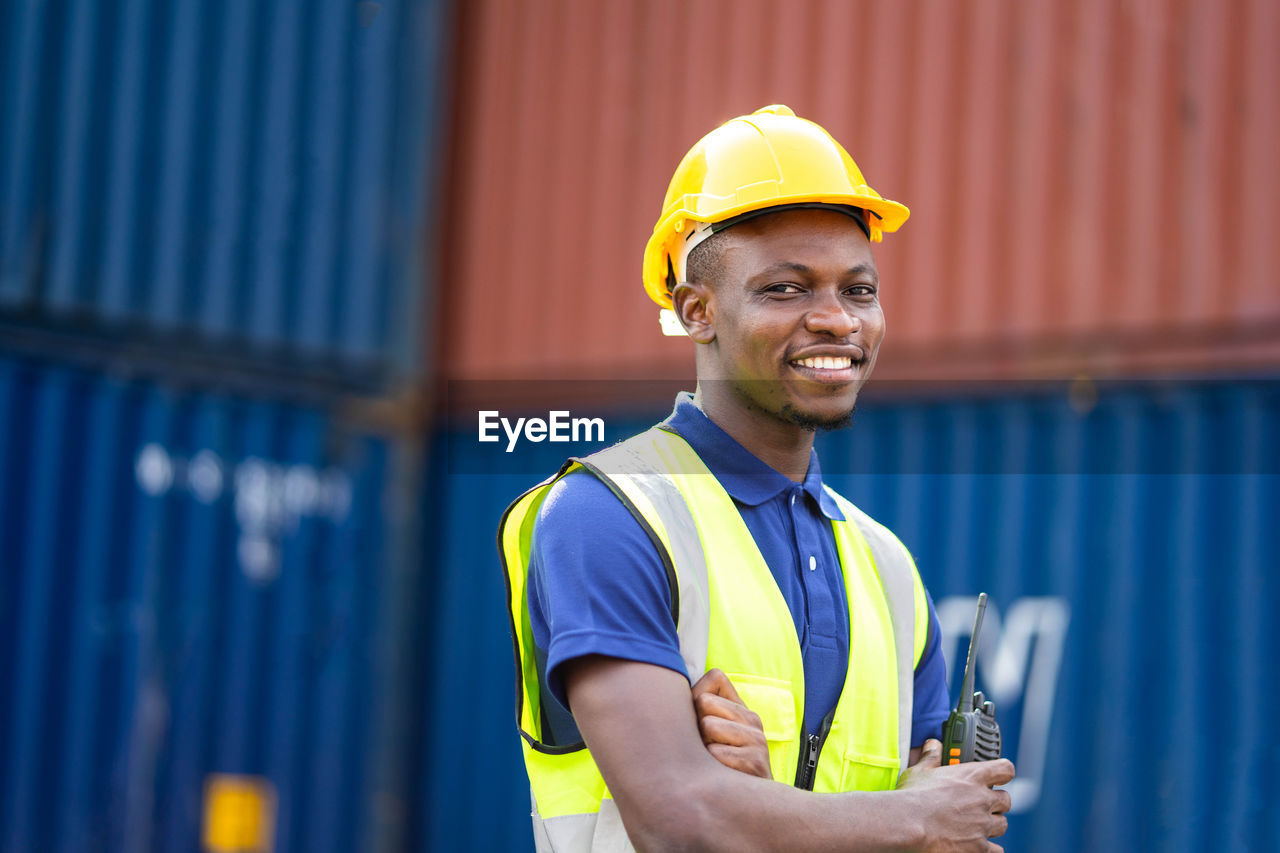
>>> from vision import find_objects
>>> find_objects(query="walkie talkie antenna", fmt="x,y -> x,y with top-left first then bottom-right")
943,592 -> 1001,764
958,593 -> 988,714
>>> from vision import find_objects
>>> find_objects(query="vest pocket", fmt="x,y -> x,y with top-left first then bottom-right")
724,673 -> 798,784
838,750 -> 901,792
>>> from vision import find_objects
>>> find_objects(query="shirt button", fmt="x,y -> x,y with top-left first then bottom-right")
808,555 -> 817,571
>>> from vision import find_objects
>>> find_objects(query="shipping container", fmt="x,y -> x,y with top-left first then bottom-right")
420,376 -> 1279,852
435,0 -> 1280,384
0,352 -> 423,853
0,0 -> 449,387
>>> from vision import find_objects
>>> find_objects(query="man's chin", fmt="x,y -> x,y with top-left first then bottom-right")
779,402 -> 855,432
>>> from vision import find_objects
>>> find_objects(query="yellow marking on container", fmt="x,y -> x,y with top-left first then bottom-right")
202,774 -> 277,853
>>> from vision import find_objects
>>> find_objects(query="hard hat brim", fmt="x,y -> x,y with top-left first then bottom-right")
642,194 -> 909,309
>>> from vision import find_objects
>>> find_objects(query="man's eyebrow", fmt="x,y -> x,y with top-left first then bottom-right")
846,263 -> 879,282
750,261 -> 879,281
753,261 -> 814,277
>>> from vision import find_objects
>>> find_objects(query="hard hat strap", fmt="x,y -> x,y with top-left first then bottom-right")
673,221 -> 719,284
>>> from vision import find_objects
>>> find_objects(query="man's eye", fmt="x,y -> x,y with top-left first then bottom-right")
765,283 -> 803,294
845,285 -> 877,297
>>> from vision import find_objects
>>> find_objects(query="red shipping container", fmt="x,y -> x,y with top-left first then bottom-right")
433,0 -> 1280,383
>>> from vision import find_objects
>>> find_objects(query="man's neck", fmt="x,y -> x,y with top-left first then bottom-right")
692,386 -> 814,483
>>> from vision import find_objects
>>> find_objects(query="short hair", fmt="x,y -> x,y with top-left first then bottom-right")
683,230 -> 730,287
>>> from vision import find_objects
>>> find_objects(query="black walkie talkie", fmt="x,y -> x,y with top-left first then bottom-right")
941,592 -> 1002,764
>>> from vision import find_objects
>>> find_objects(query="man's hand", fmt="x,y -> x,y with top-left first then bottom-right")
895,739 -> 1015,852
565,655 -> 1005,851
690,669 -> 772,779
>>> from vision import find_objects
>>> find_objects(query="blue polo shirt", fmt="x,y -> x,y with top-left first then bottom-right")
528,393 -> 949,746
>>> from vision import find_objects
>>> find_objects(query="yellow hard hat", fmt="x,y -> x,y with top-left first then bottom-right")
642,104 -> 910,312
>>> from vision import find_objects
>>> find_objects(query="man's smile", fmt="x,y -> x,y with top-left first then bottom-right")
788,347 -> 866,384
793,355 -> 852,370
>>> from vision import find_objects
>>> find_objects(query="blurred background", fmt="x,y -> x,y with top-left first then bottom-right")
1,1 -> 1277,851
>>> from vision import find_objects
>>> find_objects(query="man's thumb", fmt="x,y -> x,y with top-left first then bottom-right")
918,739 -> 942,767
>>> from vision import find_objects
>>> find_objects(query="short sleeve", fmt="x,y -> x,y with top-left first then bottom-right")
909,591 -> 951,747
528,470 -> 689,714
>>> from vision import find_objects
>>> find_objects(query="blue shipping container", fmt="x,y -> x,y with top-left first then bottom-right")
419,379 -> 1279,852
0,0 -> 448,384
0,352 -> 419,852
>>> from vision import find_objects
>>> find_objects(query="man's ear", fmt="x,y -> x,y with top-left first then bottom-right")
672,282 -> 716,344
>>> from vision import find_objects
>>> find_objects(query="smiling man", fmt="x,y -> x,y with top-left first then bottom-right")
677,207 -> 883,473
499,106 -> 1014,852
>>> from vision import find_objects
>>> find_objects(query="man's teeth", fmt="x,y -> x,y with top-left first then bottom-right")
794,356 -> 852,370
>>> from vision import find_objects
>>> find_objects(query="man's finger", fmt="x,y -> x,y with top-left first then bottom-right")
977,758 -> 1015,786
954,756 -> 1014,785
705,742 -> 771,779
991,788 -> 1012,815
913,738 -> 942,768
698,714 -> 766,748
693,691 -> 761,728
690,668 -> 744,704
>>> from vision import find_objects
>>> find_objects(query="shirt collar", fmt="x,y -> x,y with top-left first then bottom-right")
660,392 -> 845,521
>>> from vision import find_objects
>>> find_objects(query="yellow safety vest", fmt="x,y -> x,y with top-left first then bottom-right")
499,426 -> 929,851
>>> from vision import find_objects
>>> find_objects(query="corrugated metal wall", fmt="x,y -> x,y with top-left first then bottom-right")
0,353 -> 418,853
0,0 -> 446,386
436,0 -> 1280,382
0,1 -> 448,849
424,378 -> 1279,852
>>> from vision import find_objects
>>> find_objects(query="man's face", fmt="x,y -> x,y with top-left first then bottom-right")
692,208 -> 885,431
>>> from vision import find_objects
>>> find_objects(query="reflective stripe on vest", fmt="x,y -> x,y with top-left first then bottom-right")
499,426 -> 928,851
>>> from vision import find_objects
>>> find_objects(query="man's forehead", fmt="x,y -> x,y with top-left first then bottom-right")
711,217 -> 874,288
723,209 -> 877,264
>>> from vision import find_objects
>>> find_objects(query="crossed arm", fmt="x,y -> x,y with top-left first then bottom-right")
564,655 -> 1014,853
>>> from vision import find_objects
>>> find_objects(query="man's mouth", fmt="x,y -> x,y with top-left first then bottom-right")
787,353 -> 863,385
791,356 -> 853,371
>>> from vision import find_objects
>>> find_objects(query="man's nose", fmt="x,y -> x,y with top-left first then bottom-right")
805,292 -> 859,336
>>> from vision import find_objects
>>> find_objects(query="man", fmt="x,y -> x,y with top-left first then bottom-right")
500,105 -> 1013,851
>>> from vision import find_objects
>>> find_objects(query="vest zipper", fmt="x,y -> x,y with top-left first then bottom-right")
795,709 -> 836,791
